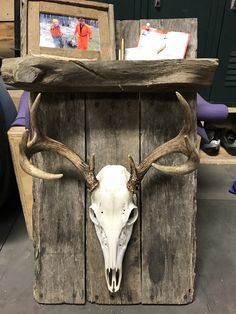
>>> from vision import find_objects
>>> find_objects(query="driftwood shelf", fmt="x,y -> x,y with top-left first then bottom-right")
1,18 -> 218,305
2,56 -> 218,92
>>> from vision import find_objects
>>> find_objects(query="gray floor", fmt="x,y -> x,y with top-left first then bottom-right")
0,165 -> 236,314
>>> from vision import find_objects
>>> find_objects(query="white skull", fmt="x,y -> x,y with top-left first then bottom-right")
89,165 -> 138,293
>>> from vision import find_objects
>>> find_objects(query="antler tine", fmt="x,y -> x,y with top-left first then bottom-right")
19,129 -> 63,180
19,93 -> 99,192
127,92 -> 200,192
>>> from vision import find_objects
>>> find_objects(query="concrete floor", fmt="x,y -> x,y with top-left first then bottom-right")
0,165 -> 236,314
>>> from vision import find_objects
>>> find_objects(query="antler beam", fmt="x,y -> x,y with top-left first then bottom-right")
19,93 -> 99,192
127,92 -> 199,192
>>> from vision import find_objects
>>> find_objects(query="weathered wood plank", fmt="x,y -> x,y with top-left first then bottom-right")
33,93 -> 86,304
20,0 -> 28,56
8,127 -> 33,239
86,93 -> 141,304
115,20 -> 140,52
141,18 -> 198,304
30,0 -> 110,10
0,0 -> 14,22
141,93 -> 197,304
2,57 -> 218,92
0,22 -> 14,58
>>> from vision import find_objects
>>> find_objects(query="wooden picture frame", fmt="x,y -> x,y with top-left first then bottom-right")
27,0 -> 116,60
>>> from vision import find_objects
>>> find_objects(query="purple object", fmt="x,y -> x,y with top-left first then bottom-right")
229,181 -> 236,195
11,91 -> 30,129
197,94 -> 229,141
197,124 -> 209,142
197,94 -> 228,122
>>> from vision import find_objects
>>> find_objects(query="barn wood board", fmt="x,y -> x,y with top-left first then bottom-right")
86,93 -> 141,304
0,22 -> 14,58
140,18 -> 197,304
33,93 -> 86,304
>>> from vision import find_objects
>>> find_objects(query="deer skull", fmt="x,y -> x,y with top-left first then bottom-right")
89,165 -> 138,293
19,92 -> 199,294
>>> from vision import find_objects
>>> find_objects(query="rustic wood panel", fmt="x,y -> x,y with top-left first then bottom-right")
27,1 -> 40,56
2,56 -> 218,92
141,19 -> 198,304
33,93 -> 86,304
0,22 -> 14,58
7,90 -> 24,110
115,20 -> 140,53
8,127 -> 33,239
141,93 -> 197,304
12,18 -> 217,305
33,0 -> 110,10
0,0 -> 14,21
108,5 -> 116,60
20,0 -> 27,56
86,93 -> 141,304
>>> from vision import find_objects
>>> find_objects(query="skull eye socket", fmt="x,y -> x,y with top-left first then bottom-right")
127,207 -> 138,225
89,207 -> 99,225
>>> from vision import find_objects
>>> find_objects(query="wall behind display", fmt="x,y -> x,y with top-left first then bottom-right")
210,0 -> 236,106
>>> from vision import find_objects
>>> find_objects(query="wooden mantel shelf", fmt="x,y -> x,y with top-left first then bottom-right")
1,56 -> 218,92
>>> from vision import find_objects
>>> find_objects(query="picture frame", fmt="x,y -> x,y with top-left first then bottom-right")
26,0 -> 116,60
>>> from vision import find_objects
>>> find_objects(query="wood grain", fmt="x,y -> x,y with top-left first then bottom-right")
30,0 -> 110,10
86,93 -> 141,304
32,93 -> 86,304
8,127 -> 33,239
140,19 -> 198,304
0,0 -> 14,21
7,90 -> 24,110
115,20 -> 140,55
27,1 -> 40,55
140,93 -> 197,304
0,22 -> 14,58
20,0 -> 28,56
1,56 -> 218,92
200,147 -> 236,165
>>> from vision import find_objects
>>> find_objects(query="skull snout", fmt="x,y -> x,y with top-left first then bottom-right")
106,268 -> 121,293
104,230 -> 124,293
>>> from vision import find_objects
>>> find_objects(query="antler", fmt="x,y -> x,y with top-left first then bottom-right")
19,93 -> 99,192
127,92 -> 200,192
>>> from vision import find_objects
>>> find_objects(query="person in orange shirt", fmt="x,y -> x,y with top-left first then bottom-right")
74,18 -> 92,50
50,19 -> 64,48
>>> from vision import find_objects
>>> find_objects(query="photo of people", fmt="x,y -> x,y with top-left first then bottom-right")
39,13 -> 100,51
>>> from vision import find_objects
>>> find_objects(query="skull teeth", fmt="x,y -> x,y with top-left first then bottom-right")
106,268 -> 120,293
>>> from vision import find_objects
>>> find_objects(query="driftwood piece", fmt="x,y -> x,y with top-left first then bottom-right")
33,93 -> 86,304
1,57 -> 218,92
140,18 -> 197,304
86,93 -> 141,304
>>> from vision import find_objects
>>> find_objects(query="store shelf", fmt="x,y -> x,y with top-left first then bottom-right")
228,107 -> 236,113
200,147 -> 236,165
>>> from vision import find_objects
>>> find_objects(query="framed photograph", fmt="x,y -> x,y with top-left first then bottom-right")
27,0 -> 116,60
